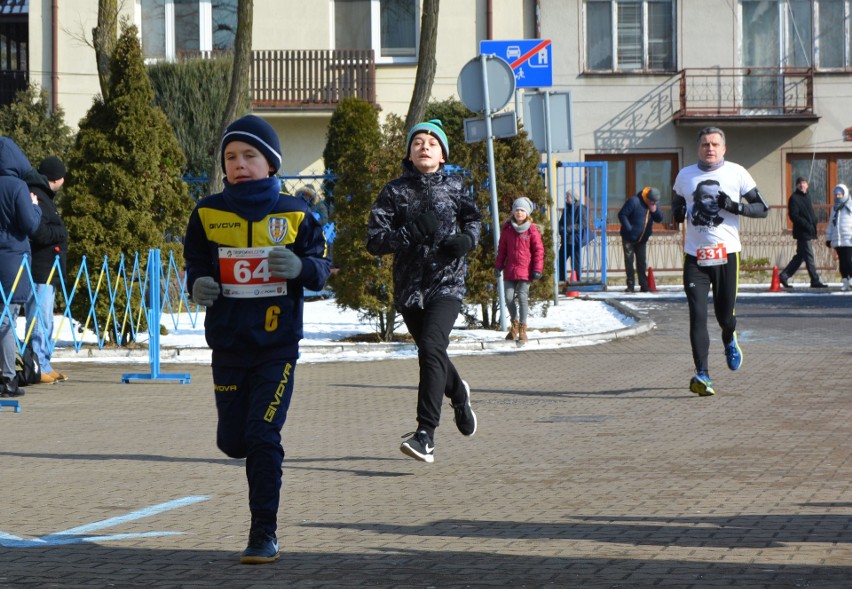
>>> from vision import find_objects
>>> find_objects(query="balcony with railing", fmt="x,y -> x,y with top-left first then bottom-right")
250,49 -> 376,110
673,67 -> 818,126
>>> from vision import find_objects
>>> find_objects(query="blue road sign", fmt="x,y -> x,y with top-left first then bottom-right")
480,39 -> 552,88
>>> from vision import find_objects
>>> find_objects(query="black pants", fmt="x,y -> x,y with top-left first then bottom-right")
683,253 -> 739,373
782,238 -> 820,282
558,240 -> 583,281
622,240 -> 648,290
401,297 -> 466,439
837,246 -> 852,278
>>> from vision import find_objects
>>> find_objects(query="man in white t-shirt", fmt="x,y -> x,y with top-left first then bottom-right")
672,127 -> 768,396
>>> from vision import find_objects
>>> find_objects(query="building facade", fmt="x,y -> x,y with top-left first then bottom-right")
5,0 -> 852,272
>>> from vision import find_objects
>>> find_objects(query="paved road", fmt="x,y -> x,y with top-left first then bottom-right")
1,292 -> 851,588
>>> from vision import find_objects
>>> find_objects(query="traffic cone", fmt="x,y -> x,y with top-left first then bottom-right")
565,270 -> 580,297
647,266 -> 658,293
769,265 -> 782,292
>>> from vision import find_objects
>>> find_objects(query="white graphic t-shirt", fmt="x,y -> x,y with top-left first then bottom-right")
673,161 -> 757,258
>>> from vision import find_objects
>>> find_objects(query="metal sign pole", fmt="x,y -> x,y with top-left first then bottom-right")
544,91 -> 559,305
481,54 -> 508,332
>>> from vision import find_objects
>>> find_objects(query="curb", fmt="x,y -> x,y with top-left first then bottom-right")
49,298 -> 655,363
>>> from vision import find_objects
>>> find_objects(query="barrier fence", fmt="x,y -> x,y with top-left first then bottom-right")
3,249 -> 199,383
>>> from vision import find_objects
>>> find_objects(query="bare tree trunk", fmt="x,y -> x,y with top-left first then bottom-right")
404,0 -> 440,132
209,0 -> 253,194
92,0 -> 118,101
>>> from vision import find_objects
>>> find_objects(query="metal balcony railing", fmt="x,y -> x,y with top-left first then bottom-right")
673,67 -> 817,124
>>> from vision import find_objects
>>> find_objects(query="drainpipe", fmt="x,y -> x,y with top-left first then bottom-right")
51,0 -> 58,112
535,0 -> 541,38
486,0 -> 492,39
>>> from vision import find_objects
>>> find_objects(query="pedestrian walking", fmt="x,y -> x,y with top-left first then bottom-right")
779,177 -> 827,288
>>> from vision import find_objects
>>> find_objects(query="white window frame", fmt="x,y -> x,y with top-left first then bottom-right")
330,0 -> 420,65
583,0 -> 676,74
740,0 -> 852,71
137,0 -> 228,62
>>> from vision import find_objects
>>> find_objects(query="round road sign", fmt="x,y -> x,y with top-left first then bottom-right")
457,55 -> 516,114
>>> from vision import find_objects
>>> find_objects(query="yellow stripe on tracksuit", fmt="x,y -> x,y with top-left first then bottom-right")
197,208 -> 307,247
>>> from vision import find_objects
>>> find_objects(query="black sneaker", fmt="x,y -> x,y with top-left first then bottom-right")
779,273 -> 792,288
239,529 -> 279,564
451,380 -> 477,437
0,384 -> 25,398
811,281 -> 828,288
400,430 -> 434,463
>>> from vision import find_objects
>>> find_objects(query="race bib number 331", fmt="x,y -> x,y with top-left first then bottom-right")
218,247 -> 287,298
696,243 -> 727,267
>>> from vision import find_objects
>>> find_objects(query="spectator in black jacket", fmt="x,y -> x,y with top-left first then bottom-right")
780,177 -> 827,288
24,156 -> 69,384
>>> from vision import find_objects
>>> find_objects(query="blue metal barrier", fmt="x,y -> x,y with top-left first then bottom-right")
0,249 -> 201,384
121,250 -> 191,384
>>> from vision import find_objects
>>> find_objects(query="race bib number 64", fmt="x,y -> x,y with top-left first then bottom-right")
696,243 -> 727,267
218,247 -> 287,298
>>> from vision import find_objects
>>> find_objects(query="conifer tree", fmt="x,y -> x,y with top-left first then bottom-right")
324,98 -> 399,339
0,85 -> 74,167
62,24 -> 193,341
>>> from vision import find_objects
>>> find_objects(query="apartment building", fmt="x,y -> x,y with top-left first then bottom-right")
3,1 -> 851,271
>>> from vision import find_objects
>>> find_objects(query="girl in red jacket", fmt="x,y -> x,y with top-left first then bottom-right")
495,197 -> 544,341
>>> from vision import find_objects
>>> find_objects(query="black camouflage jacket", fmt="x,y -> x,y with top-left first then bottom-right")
366,159 -> 482,311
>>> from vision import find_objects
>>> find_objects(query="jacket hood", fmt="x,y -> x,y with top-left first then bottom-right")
0,137 -> 33,179
25,170 -> 53,197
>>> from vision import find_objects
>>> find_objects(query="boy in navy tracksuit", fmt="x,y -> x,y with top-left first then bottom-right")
183,115 -> 331,564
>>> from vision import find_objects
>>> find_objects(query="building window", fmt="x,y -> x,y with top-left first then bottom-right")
0,7 -> 28,107
333,0 -> 419,64
742,0 -> 852,71
585,153 -> 678,226
585,0 -> 676,73
140,0 -> 237,61
788,153 -> 852,224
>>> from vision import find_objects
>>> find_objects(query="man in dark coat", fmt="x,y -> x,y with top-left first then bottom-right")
24,156 -> 69,383
0,137 -> 42,397
780,177 -> 827,288
618,186 -> 663,293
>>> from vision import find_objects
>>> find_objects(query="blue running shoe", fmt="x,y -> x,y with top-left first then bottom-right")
689,371 -> 715,396
725,333 -> 743,371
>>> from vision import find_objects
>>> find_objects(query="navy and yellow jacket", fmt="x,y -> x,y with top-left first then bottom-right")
183,176 -> 331,365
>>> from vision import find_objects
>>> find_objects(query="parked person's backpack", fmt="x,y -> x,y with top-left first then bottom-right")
15,342 -> 42,385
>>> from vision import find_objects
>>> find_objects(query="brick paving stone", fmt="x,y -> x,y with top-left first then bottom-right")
0,292 -> 850,587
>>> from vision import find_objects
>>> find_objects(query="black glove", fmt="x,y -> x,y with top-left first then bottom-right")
530,271 -> 542,281
717,190 -> 741,214
408,211 -> 439,244
826,240 -> 832,248
438,233 -> 474,258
